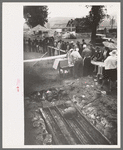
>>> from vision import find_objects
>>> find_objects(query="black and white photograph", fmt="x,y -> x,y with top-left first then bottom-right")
3,2 -> 121,148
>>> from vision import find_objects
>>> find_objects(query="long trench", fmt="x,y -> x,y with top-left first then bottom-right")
39,104 -> 111,145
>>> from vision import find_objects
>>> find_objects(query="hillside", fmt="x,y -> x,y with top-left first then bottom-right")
47,17 -> 74,28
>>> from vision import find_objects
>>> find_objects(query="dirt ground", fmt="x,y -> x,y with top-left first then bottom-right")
24,51 -> 117,145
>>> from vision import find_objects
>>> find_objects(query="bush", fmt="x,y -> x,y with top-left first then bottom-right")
109,29 -> 117,33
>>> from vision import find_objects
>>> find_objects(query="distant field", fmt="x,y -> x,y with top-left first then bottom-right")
55,33 -> 91,44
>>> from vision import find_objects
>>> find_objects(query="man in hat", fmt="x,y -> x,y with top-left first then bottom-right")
57,41 -> 61,55
101,50 -> 117,92
69,41 -> 74,49
81,39 -> 86,51
74,43 -> 79,52
76,41 -> 82,55
67,48 -> 74,65
89,43 -> 95,57
82,39 -> 86,47
103,47 -> 111,61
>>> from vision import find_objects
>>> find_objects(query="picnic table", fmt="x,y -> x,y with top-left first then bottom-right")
91,60 -> 105,75
91,60 -> 105,67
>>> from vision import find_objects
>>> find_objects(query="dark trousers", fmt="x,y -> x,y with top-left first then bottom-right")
83,57 -> 93,76
48,46 -> 51,56
73,59 -> 83,78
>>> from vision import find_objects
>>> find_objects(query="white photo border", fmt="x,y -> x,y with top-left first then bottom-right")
2,2 -> 121,148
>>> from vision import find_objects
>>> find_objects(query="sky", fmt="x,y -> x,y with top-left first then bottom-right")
23,3 -> 119,25
47,3 -> 119,19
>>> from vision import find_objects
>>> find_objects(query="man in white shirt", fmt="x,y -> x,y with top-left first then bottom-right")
104,52 -> 117,70
70,48 -> 83,78
101,50 -> 117,92
74,44 -> 79,52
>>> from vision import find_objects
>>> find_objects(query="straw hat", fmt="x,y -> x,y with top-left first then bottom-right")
83,44 -> 86,48
69,49 -> 73,52
109,50 -> 117,56
70,41 -> 74,44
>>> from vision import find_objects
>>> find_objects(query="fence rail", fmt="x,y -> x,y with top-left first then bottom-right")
24,46 -> 67,63
48,46 -> 66,56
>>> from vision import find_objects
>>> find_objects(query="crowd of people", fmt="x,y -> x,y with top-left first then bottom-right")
64,39 -> 117,92
24,36 -> 117,92
24,37 -> 90,56
24,37 -> 54,53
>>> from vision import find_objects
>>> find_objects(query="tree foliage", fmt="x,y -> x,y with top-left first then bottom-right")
66,18 -> 92,33
24,6 -> 48,28
67,18 -> 91,28
88,6 -> 106,26
86,6 -> 107,46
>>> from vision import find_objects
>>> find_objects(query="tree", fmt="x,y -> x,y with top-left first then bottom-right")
75,17 -> 92,33
67,18 -> 92,33
86,6 -> 107,46
67,19 -> 75,31
24,6 -> 48,28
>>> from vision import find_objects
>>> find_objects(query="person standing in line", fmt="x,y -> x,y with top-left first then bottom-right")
74,44 -> 79,52
61,41 -> 67,54
54,40 -> 58,56
101,50 -> 117,92
82,39 -> 86,48
89,44 -> 95,58
95,47 -> 103,62
24,38 -> 26,51
28,38 -> 31,52
49,37 -> 55,56
82,44 -> 92,76
60,41 -> 64,54
69,41 -> 74,49
39,39 -> 42,53
31,40 -> 34,52
30,39 -> 32,52
25,39 -> 28,52
34,39 -> 37,52
57,41 -> 61,55
64,42 -> 67,52
103,47 -> 111,61
36,39 -> 39,53
46,37 -> 51,56
42,38 -> 46,53
70,48 -> 83,78
76,41 -> 81,55
66,42 -> 70,53
67,49 -> 73,65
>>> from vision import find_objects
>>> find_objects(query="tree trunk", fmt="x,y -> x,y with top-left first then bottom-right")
91,22 -> 97,46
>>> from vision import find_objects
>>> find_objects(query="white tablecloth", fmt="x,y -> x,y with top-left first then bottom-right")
91,60 -> 105,67
91,61 -> 105,75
